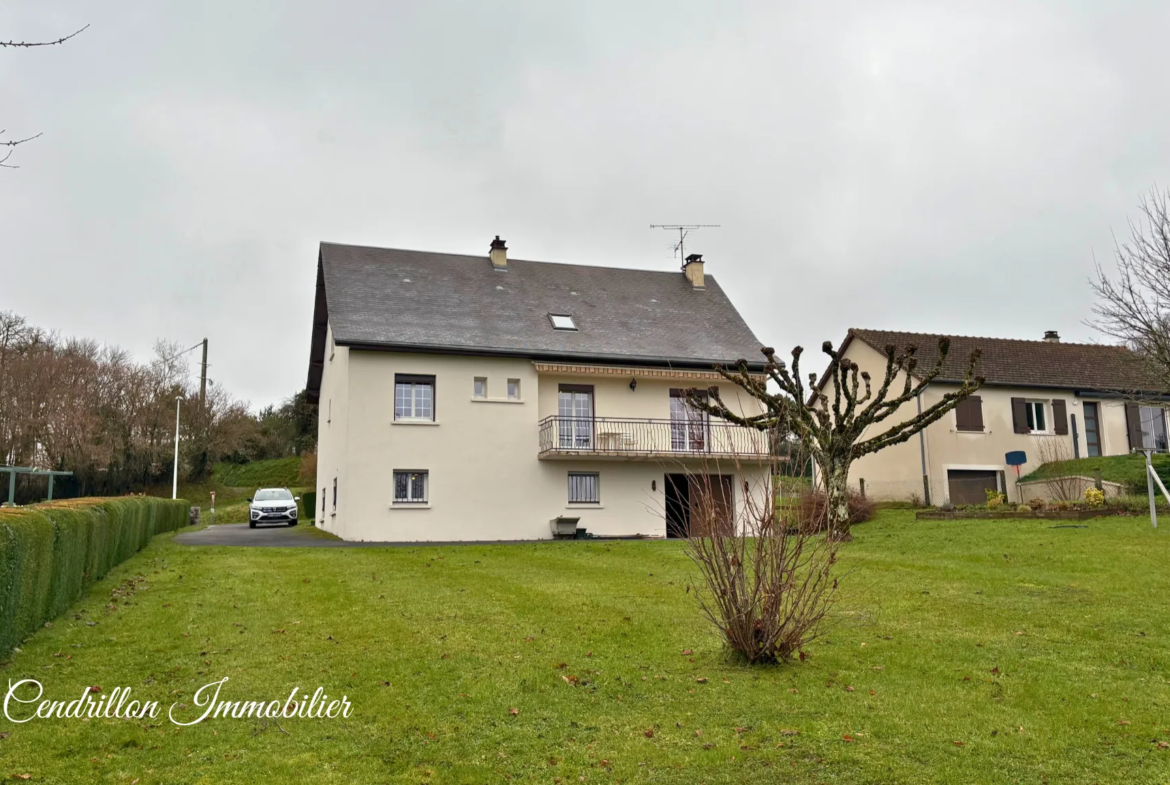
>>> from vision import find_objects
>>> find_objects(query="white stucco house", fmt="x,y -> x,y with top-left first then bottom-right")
818,328 -> 1168,505
305,237 -> 772,542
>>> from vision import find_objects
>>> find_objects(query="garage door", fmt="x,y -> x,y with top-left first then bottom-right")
947,470 -> 999,506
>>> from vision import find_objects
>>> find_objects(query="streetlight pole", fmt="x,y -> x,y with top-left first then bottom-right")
172,397 -> 183,500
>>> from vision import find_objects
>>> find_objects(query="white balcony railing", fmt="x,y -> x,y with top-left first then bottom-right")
537,416 -> 770,460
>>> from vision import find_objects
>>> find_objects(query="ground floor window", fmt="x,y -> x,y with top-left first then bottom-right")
568,472 -> 600,504
1024,400 -> 1048,433
393,471 -> 428,503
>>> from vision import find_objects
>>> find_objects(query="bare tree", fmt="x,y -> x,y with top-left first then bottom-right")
1090,187 -> 1170,391
1,24 -> 88,168
688,338 -> 982,540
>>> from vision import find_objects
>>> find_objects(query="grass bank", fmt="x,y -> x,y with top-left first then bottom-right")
1,510 -> 1168,783
1020,452 -> 1170,492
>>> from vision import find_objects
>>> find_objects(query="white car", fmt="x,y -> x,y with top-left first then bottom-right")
248,488 -> 300,528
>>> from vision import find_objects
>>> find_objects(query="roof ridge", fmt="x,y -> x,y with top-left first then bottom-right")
320,240 -> 721,282
850,327 -> 1125,350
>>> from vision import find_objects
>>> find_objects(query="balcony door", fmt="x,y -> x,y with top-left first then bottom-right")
670,389 -> 709,452
558,385 -> 594,449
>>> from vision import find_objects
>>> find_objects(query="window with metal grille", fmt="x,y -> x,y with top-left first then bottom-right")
393,471 -> 428,503
395,374 -> 435,420
568,472 -> 599,504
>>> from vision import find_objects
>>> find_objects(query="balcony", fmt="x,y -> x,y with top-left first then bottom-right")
538,416 -> 772,461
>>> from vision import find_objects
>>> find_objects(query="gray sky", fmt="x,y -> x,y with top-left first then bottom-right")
3,1 -> 1169,408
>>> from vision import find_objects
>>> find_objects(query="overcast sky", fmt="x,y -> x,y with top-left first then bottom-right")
3,1 -> 1169,408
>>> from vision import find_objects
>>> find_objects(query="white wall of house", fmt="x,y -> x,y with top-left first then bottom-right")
835,339 -> 1148,504
314,324 -> 351,534
314,339 -> 770,542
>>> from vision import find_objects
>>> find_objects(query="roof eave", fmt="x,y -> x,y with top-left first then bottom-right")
305,250 -> 328,404
334,338 -> 767,372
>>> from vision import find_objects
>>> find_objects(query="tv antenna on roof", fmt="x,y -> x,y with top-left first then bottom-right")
650,224 -> 720,268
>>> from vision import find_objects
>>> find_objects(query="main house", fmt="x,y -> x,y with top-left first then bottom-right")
305,238 -> 771,542
820,328 -> 1167,506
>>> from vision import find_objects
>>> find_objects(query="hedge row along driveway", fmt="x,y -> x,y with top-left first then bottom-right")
0,497 -> 190,656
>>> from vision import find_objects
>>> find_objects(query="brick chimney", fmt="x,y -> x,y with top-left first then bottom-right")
489,235 -> 507,269
1043,330 -> 1060,343
684,253 -> 705,289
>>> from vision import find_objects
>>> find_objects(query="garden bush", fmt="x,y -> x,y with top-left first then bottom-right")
0,497 -> 188,657
791,489 -> 875,533
302,490 -> 317,521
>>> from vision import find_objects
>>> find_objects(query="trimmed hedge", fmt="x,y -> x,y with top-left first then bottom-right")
0,497 -> 189,657
301,491 -> 317,523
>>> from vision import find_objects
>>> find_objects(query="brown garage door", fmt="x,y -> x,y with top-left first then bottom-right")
947,470 -> 999,506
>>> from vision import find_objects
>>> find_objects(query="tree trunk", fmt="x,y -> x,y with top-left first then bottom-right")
825,459 -> 853,542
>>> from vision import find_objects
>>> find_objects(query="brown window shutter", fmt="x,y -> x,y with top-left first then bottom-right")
1125,402 -> 1143,450
1051,399 -> 1068,435
1011,397 -> 1029,433
956,396 -> 983,432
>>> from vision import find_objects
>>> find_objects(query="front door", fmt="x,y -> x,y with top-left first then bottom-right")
1083,402 -> 1101,457
665,473 -> 734,537
558,385 -> 594,449
947,469 -> 999,506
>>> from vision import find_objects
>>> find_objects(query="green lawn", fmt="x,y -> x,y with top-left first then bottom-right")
2,510 -> 1169,783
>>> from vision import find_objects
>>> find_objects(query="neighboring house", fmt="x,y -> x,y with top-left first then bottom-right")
305,238 -> 771,542
818,328 -> 1167,506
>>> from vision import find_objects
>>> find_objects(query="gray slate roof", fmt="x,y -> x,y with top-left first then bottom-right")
307,242 -> 765,399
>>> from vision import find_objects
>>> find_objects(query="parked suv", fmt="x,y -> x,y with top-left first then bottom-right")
248,488 -> 300,528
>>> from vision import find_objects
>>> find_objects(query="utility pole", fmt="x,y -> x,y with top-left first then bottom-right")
172,397 -> 183,500
199,338 -> 208,405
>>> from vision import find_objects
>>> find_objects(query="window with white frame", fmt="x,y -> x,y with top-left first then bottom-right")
393,471 -> 428,503
568,472 -> 600,504
473,377 -> 487,399
1140,405 -> 1168,450
507,378 -> 521,400
1024,400 -> 1048,433
394,374 -> 435,421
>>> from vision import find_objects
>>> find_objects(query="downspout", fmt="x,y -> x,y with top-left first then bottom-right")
917,391 -> 931,506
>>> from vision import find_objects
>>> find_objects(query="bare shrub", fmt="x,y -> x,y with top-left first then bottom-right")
791,489 -> 874,533
1035,436 -> 1079,501
685,455 -> 840,664
298,451 -> 318,485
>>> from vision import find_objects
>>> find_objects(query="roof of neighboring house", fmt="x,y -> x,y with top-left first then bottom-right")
838,328 -> 1165,393
306,242 -> 765,400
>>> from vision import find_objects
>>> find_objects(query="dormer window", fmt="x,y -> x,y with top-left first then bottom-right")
549,314 -> 576,331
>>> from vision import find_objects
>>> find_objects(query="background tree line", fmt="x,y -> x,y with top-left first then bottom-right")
0,310 -> 315,502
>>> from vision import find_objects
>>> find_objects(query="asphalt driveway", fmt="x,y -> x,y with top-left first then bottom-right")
173,523 -> 542,548
174,523 -> 379,548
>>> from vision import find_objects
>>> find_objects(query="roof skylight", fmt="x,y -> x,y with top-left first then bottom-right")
549,314 -> 577,331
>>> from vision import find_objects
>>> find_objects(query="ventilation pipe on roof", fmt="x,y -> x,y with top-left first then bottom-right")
1044,330 -> 1060,343
490,235 -> 507,270
684,253 -> 705,289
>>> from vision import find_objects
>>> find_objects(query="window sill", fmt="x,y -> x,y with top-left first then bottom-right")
390,503 -> 431,509
567,503 -> 603,509
470,398 -> 524,404
953,429 -> 986,434
1027,431 -> 1054,436
392,420 -> 440,426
